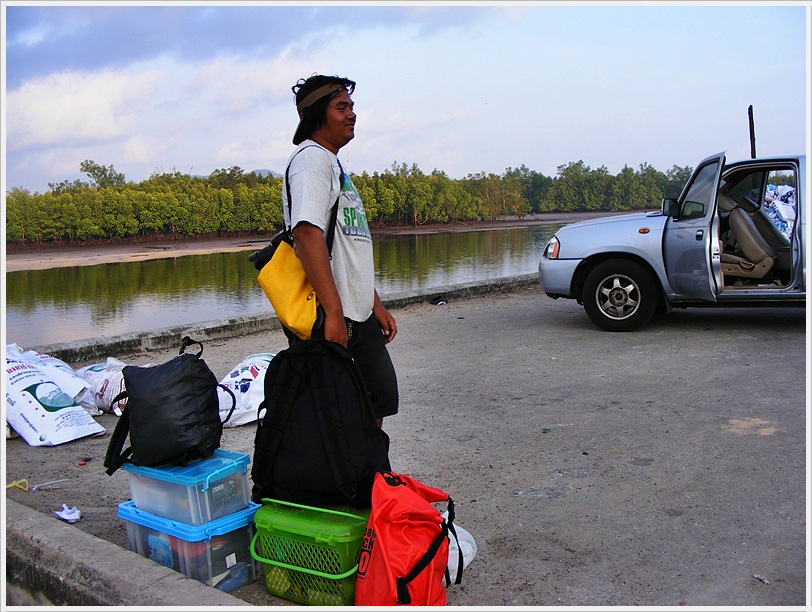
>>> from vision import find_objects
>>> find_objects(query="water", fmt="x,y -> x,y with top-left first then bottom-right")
5,225 -> 560,348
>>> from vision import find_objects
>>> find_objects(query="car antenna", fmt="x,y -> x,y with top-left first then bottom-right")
748,104 -> 757,159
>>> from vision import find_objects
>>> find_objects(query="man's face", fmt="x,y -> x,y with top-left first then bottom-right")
313,90 -> 356,152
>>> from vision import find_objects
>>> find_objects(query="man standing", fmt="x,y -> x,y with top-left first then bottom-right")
283,74 -> 398,426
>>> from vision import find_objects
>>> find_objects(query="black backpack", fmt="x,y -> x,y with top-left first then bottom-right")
251,338 -> 391,508
104,337 -> 236,476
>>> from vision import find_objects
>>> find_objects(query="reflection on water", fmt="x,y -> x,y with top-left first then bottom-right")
5,225 -> 559,347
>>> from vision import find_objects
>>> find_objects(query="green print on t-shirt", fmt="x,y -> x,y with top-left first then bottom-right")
341,174 -> 371,239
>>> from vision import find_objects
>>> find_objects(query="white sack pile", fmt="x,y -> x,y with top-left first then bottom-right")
5,344 -> 106,446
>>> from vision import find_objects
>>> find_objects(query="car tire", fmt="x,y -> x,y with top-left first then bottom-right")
582,259 -> 658,332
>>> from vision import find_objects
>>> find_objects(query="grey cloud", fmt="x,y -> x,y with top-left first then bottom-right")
5,4 -> 490,89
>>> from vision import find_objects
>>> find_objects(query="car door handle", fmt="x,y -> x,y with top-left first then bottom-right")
695,230 -> 704,241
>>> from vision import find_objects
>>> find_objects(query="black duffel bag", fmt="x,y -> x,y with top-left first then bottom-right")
104,336 -> 236,475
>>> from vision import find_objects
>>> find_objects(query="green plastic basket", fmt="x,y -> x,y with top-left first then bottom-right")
251,498 -> 370,606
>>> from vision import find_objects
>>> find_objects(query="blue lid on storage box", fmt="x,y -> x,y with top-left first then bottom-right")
118,500 -> 260,541
119,448 -> 252,525
120,448 -> 249,491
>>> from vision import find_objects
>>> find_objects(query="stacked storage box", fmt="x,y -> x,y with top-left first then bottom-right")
116,448 -> 260,592
251,499 -> 370,606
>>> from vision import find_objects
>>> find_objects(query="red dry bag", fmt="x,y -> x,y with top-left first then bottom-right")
355,471 -> 463,606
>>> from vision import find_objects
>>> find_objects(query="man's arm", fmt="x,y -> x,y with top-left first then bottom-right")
292,222 -> 348,346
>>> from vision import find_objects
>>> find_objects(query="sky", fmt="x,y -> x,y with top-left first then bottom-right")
2,1 -> 810,195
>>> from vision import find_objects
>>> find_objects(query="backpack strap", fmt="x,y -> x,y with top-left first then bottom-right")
396,520 -> 450,605
324,159 -> 345,257
444,498 -> 464,586
309,341 -> 361,502
103,390 -> 133,476
218,383 -> 237,425
177,335 -> 236,425
285,146 -> 344,258
179,335 -> 203,357
249,148 -> 344,271
396,499 -> 464,603
250,350 -> 306,500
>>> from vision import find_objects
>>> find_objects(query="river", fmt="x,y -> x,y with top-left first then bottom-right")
5,224 -> 562,348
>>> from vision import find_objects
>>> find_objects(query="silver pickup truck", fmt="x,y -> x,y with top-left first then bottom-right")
538,152 -> 806,331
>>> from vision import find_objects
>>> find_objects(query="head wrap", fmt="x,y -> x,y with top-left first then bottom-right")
293,83 -> 345,145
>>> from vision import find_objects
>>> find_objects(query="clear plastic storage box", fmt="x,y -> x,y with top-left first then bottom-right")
120,448 -> 251,525
118,500 -> 260,592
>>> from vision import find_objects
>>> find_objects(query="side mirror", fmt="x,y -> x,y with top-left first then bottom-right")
682,200 -> 706,219
661,197 -> 680,218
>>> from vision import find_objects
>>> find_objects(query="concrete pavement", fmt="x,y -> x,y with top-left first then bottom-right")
5,276 -> 536,607
4,275 -> 807,607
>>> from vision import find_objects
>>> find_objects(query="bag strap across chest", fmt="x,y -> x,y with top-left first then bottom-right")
284,145 -> 346,258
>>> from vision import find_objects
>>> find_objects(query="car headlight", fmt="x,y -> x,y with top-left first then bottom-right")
544,236 -> 560,259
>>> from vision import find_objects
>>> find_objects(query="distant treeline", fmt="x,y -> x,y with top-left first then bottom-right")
5,159 -> 693,246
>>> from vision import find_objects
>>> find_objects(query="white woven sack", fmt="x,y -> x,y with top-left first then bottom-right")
216,353 -> 276,427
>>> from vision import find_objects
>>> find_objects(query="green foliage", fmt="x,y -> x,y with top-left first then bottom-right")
80,160 -> 126,188
48,178 -> 89,193
6,158 -> 694,246
504,165 -> 553,213
5,188 -> 30,242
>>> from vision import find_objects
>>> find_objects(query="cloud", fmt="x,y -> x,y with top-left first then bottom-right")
6,68 -> 164,150
4,4 -> 493,89
3,3 -> 807,194
4,45 -> 322,186
188,50 -> 307,116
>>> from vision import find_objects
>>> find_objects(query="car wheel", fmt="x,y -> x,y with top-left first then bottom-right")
582,259 -> 658,332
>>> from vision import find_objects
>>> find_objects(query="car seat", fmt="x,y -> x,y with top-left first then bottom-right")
720,207 -> 776,279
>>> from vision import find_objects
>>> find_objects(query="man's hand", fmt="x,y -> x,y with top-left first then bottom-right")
373,291 -> 397,344
324,314 -> 349,347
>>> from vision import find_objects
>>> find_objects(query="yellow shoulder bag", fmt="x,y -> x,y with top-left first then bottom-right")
251,150 -> 343,340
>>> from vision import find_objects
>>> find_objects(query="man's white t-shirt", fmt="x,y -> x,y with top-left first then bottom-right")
282,141 -> 375,323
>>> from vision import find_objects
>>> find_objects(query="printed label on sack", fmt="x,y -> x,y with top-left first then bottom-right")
356,527 -> 376,581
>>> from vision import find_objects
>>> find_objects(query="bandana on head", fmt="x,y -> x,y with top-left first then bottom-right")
297,83 -> 344,117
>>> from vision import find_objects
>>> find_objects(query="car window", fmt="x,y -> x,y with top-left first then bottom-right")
763,169 -> 797,241
724,166 -> 797,242
680,161 -> 719,218
727,170 -> 765,211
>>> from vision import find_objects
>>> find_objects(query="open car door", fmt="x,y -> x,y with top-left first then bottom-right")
663,152 -> 725,301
